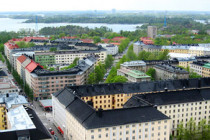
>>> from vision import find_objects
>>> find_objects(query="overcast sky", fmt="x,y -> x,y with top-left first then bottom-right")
0,0 -> 209,12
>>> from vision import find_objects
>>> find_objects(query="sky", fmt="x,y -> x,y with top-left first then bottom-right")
0,0 -> 209,12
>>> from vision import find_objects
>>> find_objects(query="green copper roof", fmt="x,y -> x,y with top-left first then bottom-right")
203,63 -> 210,69
128,70 -> 151,79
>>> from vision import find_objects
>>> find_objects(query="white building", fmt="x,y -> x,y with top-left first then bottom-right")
99,43 -> 118,55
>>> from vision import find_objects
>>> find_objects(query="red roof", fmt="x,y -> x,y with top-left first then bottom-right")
17,55 -> 27,63
112,36 -> 126,42
62,36 -> 77,39
140,37 -> 154,45
111,42 -> 120,46
25,60 -> 41,73
80,39 -> 94,43
22,37 -> 49,42
4,42 -> 19,50
102,39 -> 110,43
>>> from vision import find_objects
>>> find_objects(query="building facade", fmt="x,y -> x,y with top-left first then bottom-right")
53,87 -> 170,140
154,64 -> 189,80
147,26 -> 157,39
117,67 -> 151,82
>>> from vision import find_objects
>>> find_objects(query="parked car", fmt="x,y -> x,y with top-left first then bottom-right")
48,128 -> 54,135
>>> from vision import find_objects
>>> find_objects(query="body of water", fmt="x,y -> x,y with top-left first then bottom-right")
0,18 -> 143,33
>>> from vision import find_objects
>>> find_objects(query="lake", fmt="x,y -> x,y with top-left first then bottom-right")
0,18 -> 143,33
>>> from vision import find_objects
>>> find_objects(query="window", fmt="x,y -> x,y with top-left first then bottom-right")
91,130 -> 94,133
126,131 -> 129,134
91,135 -> 94,139
106,133 -> 108,137
98,134 -> 101,138
98,129 -> 101,132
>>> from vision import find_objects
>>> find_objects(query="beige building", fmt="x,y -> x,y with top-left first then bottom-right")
16,55 -> 27,76
117,67 -> 151,82
147,26 -> 157,39
53,87 -> 171,140
31,56 -> 98,100
125,88 -> 210,136
120,61 -> 147,72
54,50 -> 106,64
190,61 -> 210,77
154,64 -> 189,80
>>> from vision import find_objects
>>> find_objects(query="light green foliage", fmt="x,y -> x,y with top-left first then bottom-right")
111,75 -> 127,83
105,67 -> 117,83
49,67 -> 55,71
16,41 -> 35,48
105,55 -> 114,69
146,68 -> 156,80
0,53 -> 5,63
176,118 -> 210,140
126,44 -> 137,61
118,38 -> 130,53
93,36 -> 101,43
59,33 -> 65,38
60,57 -> 79,70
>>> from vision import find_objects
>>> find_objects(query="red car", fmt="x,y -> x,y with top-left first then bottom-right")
48,128 -> 54,135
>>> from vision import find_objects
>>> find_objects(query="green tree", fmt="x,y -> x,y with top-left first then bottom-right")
59,33 -> 66,38
111,75 -> 128,83
93,36 -> 101,43
189,72 -> 202,79
105,55 -> 114,69
146,68 -> 156,80
50,47 -> 57,52
87,72 -> 96,84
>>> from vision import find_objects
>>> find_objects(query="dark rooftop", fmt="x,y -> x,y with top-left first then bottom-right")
0,70 -> 7,77
124,88 -> 210,108
53,87 -> 169,129
0,106 -> 51,140
154,64 -> 189,74
67,78 -> 210,97
192,60 -> 208,66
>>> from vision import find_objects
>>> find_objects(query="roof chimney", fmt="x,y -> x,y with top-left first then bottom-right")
6,93 -> 9,98
97,108 -> 103,117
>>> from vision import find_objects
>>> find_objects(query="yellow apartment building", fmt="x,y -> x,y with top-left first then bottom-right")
53,87 -> 171,140
0,106 -> 8,130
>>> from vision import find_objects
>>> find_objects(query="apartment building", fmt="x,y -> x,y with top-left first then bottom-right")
0,78 -> 19,94
147,26 -> 157,39
25,60 -> 43,88
34,52 -> 55,66
67,77 -> 210,110
54,49 -> 106,64
189,46 -> 210,56
52,87 -> 170,140
4,42 -> 19,62
154,64 -> 189,80
16,55 -> 27,76
0,105 -> 51,140
124,88 -> 210,136
133,41 -> 146,55
31,56 -> 98,100
190,61 -> 210,77
0,106 -> 8,130
177,58 -> 194,68
99,44 -> 118,55
161,46 -> 190,54
11,52 -> 34,69
120,61 -> 146,72
117,67 -> 151,82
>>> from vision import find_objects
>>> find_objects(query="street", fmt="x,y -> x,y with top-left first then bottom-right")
32,101 -> 64,140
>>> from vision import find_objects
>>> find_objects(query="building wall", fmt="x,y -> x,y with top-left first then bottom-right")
31,74 -> 85,100
189,50 -> 204,56
121,65 -> 146,73
154,67 -> 189,80
16,60 -> 22,76
190,64 -> 203,76
147,26 -> 157,39
35,54 -> 55,66
25,70 -> 32,88
178,61 -> 193,69
133,44 -> 143,55
105,46 -> 118,55
162,49 -> 189,54
55,51 -> 106,65
201,67 -> 210,77
0,106 -> 8,130
65,110 -> 170,140
157,100 -> 210,136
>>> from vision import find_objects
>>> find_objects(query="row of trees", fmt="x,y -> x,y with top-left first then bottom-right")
176,118 -> 210,140
87,55 -> 115,84
118,38 -> 130,53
